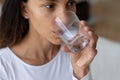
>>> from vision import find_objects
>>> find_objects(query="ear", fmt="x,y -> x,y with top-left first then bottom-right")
21,2 -> 29,19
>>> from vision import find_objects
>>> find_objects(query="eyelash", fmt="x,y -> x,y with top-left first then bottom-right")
44,1 -> 76,10
67,1 -> 76,6
45,4 -> 55,9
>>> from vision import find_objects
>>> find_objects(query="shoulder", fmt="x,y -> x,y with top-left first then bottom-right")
0,47 -> 12,68
0,47 -> 6,54
0,47 -> 10,60
0,60 -> 9,80
0,47 -> 8,58
0,47 -> 9,55
0,47 -> 9,67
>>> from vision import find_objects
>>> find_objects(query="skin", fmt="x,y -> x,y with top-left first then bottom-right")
11,0 -> 98,79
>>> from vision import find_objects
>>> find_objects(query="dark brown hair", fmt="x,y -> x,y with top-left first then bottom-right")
0,0 -> 29,48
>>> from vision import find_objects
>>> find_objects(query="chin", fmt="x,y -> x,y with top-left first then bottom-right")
51,39 -> 63,45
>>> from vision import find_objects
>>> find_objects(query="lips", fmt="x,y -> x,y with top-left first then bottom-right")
52,31 -> 61,38
52,31 -> 59,36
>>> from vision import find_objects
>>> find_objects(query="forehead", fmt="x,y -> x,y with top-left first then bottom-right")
39,0 -> 73,2
39,0 -> 58,1
29,0 -> 75,4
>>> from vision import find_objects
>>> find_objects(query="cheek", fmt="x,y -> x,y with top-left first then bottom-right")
30,17 -> 63,45
29,14 -> 52,33
28,10 -> 63,44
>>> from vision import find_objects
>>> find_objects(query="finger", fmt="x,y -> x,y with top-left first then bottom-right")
80,20 -> 88,26
61,45 -> 71,53
84,27 -> 95,33
88,31 -> 98,48
76,48 -> 97,67
79,21 -> 88,30
83,26 -> 91,32
79,21 -> 94,33
79,20 -> 98,49
79,20 -> 95,32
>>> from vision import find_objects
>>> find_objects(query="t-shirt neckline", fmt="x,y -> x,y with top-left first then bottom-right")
6,47 -> 62,69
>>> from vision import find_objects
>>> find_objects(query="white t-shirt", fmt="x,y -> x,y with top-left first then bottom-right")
0,47 -> 91,80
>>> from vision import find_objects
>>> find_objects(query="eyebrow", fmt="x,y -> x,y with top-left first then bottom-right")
40,0 -> 58,1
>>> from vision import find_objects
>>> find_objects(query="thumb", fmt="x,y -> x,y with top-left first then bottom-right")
61,45 -> 71,53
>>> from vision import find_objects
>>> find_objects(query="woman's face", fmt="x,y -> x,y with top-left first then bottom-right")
22,0 -> 76,45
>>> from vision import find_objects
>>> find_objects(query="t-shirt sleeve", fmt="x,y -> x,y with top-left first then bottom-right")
0,60 -> 9,80
81,71 -> 92,80
73,71 -> 92,80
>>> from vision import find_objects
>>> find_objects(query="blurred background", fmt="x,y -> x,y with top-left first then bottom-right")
0,0 -> 120,80
76,0 -> 120,80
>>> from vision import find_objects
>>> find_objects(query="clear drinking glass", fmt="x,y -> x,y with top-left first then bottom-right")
54,11 -> 89,53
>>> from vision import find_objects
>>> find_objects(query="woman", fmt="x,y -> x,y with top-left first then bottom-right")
0,0 -> 98,80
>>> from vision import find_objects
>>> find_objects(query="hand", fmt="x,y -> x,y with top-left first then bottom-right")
62,21 -> 98,79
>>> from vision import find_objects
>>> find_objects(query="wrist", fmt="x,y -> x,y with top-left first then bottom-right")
73,66 -> 89,80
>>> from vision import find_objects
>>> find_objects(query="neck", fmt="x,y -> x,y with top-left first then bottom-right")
10,29 -> 61,66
